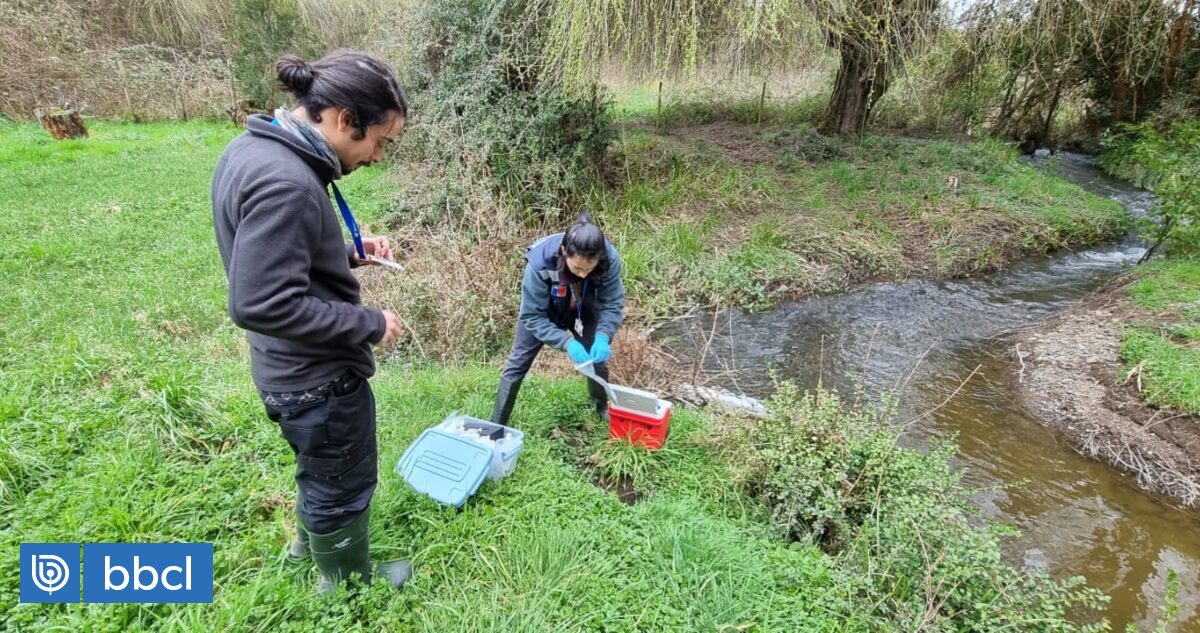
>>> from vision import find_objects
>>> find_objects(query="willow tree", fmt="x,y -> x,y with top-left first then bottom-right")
819,0 -> 939,134
948,0 -> 1199,142
533,0 -> 942,135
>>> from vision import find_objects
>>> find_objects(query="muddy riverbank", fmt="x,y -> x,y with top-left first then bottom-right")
1013,281 -> 1200,509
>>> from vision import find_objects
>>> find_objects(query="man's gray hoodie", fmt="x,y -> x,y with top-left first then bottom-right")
211,114 -> 386,392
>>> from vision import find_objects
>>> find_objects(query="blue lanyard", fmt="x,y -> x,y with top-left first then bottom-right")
569,279 -> 589,323
270,118 -> 366,260
330,183 -> 366,260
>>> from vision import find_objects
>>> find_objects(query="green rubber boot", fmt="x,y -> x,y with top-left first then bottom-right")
286,512 -> 308,563
308,508 -> 412,594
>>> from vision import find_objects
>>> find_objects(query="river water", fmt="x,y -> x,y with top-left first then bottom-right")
656,154 -> 1200,630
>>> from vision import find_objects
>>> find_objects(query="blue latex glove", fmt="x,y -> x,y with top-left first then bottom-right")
590,333 -> 611,364
566,339 -> 590,365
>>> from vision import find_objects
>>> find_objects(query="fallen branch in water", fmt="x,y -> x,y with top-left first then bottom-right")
903,364 -> 982,429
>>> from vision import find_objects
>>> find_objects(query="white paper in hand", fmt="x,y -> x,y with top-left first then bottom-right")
367,254 -> 404,271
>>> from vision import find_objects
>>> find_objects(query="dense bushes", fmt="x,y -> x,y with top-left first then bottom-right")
393,0 -> 613,223
0,0 -> 406,119
728,384 -> 1111,631
230,0 -> 318,108
1101,120 -> 1200,260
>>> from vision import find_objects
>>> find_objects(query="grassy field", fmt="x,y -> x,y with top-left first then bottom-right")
0,120 -> 807,630
1121,258 -> 1200,415
0,119 -> 1116,631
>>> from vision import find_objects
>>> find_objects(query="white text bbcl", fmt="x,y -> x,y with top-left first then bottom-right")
104,556 -> 194,591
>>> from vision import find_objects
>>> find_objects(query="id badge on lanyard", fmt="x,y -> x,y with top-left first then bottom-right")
570,280 -> 588,337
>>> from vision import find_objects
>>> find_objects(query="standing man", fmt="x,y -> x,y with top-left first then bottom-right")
212,51 -> 410,594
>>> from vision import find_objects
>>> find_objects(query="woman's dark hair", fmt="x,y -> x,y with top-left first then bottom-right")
561,212 -> 609,275
276,50 -> 409,141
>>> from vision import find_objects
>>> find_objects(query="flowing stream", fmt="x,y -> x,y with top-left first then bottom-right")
656,154 -> 1200,630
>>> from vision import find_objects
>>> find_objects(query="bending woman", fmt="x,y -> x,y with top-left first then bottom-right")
491,214 -> 626,426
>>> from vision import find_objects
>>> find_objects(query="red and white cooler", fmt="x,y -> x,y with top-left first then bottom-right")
606,384 -> 672,450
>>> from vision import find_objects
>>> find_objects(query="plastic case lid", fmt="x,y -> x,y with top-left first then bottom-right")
608,384 -> 660,415
610,398 -> 673,421
396,428 -> 493,507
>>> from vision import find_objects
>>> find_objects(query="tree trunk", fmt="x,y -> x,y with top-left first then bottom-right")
993,69 -> 1022,133
1041,76 -> 1065,141
34,108 -> 88,140
821,46 -> 886,136
1114,67 -> 1127,122
1163,0 -> 1195,90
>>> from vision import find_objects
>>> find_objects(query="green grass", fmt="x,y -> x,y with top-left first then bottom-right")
0,119 -> 834,630
1121,330 -> 1200,414
608,83 -> 661,120
608,83 -> 826,127
1128,258 -> 1200,311
593,123 -> 1131,319
1121,258 -> 1200,415
0,119 -> 1111,631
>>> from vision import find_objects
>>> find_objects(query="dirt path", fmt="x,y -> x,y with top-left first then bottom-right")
1012,284 -> 1200,509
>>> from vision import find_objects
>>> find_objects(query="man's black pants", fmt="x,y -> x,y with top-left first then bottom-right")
261,371 -> 377,535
